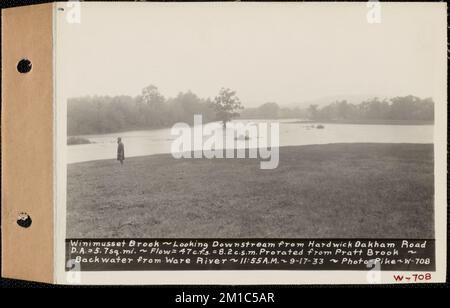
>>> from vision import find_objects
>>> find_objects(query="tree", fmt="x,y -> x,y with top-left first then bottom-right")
213,88 -> 243,128
336,100 -> 352,119
258,102 -> 280,118
359,98 -> 390,120
167,91 -> 216,124
141,85 -> 165,106
307,104 -> 319,119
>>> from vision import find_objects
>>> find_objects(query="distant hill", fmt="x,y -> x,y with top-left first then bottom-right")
286,94 -> 382,109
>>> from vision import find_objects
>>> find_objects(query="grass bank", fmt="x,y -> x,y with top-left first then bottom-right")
67,143 -> 434,238
67,136 -> 91,145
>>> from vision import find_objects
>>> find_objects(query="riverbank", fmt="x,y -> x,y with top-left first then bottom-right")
67,143 -> 434,238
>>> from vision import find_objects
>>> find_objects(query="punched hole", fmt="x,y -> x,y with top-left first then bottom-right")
17,212 -> 32,228
17,59 -> 32,74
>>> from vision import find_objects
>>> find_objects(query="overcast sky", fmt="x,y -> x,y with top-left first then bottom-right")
56,2 -> 446,107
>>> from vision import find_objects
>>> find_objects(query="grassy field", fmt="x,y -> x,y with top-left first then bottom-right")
67,143 -> 434,238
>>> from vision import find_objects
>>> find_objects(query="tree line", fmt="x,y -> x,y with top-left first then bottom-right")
68,85 -> 434,136
241,96 -> 434,122
68,86 -> 212,135
68,85 -> 244,135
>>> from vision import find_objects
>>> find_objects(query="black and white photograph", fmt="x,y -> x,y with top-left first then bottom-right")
1,0 -> 447,288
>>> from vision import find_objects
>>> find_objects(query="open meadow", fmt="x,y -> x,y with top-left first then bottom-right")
67,143 -> 434,239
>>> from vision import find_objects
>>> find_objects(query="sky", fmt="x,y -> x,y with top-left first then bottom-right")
56,2 -> 446,107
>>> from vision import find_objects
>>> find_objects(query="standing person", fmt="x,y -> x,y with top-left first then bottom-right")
117,137 -> 125,165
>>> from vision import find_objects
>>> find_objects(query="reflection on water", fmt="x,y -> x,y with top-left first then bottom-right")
67,119 -> 433,164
